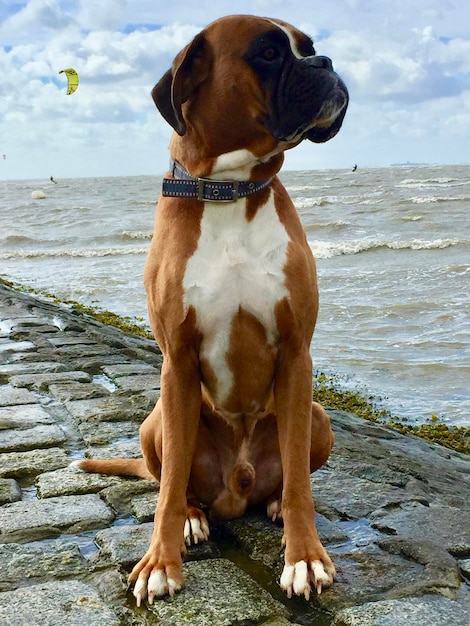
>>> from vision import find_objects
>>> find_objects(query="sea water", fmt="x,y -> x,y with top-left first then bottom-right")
1,164 -> 469,426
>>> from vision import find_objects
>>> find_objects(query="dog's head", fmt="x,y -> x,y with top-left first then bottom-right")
152,15 -> 348,163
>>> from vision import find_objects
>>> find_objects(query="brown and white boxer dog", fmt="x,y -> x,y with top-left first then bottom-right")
73,14 -> 348,605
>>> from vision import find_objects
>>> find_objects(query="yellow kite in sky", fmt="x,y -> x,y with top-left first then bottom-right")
59,68 -> 79,95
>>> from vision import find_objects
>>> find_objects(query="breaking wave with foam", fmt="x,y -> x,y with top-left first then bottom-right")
311,237 -> 463,258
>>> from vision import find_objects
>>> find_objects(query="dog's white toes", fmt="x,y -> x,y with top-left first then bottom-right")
184,514 -> 210,546
279,563 -> 295,599
310,560 -> 334,594
280,560 -> 334,599
167,576 -> 181,597
133,576 -> 148,607
267,500 -> 282,522
184,518 -> 192,546
147,570 -> 169,603
293,560 -> 310,600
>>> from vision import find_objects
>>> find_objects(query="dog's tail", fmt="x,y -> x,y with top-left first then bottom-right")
71,458 -> 155,481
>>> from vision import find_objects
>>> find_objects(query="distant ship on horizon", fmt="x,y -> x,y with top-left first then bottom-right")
390,160 -> 429,166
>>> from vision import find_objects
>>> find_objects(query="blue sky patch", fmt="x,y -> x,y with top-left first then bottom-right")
121,23 -> 162,35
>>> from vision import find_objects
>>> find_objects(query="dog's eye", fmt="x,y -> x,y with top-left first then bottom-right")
259,47 -> 280,62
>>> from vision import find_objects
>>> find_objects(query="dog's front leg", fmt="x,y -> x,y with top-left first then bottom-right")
274,345 -> 336,600
129,356 -> 201,605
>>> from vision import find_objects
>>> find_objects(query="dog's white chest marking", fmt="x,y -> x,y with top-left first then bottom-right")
183,191 -> 289,404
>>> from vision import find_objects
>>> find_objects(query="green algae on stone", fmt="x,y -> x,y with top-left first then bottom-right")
0,277 -> 152,339
314,371 -> 469,456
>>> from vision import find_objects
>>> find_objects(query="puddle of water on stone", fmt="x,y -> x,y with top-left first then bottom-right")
92,373 -> 119,392
217,536 -> 333,626
72,530 -> 100,558
68,448 -> 88,461
75,515 -> 137,558
21,531 -> 99,559
20,484 -> 39,501
335,518 -> 380,551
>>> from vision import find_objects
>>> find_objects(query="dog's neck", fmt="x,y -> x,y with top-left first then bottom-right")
169,133 -> 288,181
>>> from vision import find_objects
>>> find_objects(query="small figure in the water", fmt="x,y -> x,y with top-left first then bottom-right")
352,164 -> 357,172
50,176 -> 57,184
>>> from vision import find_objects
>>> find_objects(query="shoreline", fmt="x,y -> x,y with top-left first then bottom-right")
0,281 -> 469,625
1,277 -> 468,457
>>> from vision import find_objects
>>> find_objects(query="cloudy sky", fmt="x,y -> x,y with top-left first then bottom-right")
1,0 -> 469,180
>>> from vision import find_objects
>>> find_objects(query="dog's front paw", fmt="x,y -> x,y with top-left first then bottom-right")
280,559 -> 336,600
184,506 -> 210,546
129,552 -> 184,606
133,569 -> 182,605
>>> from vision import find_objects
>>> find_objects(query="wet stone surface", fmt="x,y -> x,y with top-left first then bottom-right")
0,282 -> 469,625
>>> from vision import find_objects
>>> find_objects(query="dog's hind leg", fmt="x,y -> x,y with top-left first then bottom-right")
310,401 -> 335,471
262,402 -> 334,524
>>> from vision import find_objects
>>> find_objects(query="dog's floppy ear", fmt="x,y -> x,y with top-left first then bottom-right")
151,32 -> 211,136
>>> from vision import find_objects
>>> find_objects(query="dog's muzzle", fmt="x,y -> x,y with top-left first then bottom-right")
268,55 -> 349,144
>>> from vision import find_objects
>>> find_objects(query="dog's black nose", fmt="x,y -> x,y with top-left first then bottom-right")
308,55 -> 334,71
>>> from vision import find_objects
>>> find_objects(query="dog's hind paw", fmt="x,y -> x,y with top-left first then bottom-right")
267,499 -> 283,522
280,559 -> 335,600
184,507 -> 210,546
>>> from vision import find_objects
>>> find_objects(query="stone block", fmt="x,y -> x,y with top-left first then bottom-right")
334,594 -> 470,626
0,447 -> 69,478
65,395 -> 151,423
37,466 -> 124,498
0,494 -> 115,543
0,579 -> 122,625
146,558 -> 288,626
0,387 -> 39,406
131,491 -> 159,522
371,503 -> 470,556
0,361 -> 66,380
102,363 -> 160,378
86,439 -> 142,460
47,382 -> 110,402
9,370 -> 91,391
0,541 -> 87,591
0,423 -> 66,452
0,340 -> 36,354
0,404 -> 55,430
94,522 -> 154,567
78,420 -> 140,446
0,479 -> 21,505
113,374 -> 160,393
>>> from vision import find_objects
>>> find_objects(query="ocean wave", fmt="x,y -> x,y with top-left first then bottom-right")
285,185 -> 332,192
0,247 -> 149,260
295,194 -> 384,209
304,220 -> 350,230
120,231 -> 153,241
396,178 -> 470,189
294,197 -> 332,208
2,235 -> 36,244
311,238 -> 462,258
400,215 -> 423,221
403,195 -> 470,204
